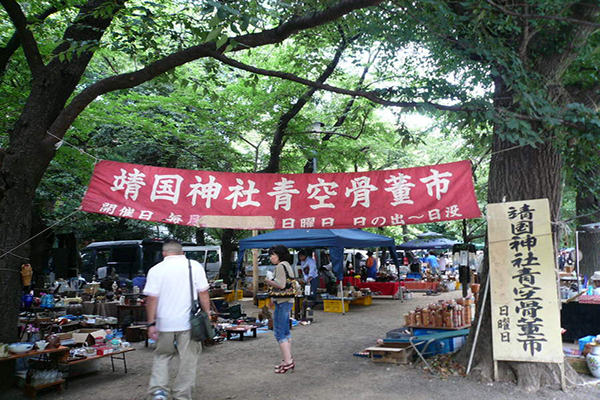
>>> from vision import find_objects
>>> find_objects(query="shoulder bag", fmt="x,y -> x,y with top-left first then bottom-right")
268,262 -> 302,298
188,259 -> 214,342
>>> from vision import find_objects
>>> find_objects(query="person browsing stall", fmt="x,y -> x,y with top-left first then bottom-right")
424,251 -> 439,274
144,239 -> 211,400
265,245 -> 296,374
366,251 -> 377,279
299,249 -> 318,304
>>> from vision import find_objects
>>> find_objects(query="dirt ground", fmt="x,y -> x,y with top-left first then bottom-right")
2,291 -> 599,400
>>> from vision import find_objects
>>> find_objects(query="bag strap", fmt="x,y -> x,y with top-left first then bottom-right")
188,259 -> 199,314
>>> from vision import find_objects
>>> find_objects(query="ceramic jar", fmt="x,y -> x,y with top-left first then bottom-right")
586,344 -> 600,378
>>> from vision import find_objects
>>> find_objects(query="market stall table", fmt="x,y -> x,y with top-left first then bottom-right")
117,304 -> 146,325
64,348 -> 135,374
1,346 -> 69,399
402,281 -> 438,291
356,282 -> 401,298
225,326 -> 258,341
342,277 -> 361,286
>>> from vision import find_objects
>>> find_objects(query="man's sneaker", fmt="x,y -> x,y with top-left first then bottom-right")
151,389 -> 168,400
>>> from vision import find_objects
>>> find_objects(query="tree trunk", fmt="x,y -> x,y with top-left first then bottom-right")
456,80 -> 579,391
195,228 -> 206,246
576,170 -> 600,278
219,229 -> 238,285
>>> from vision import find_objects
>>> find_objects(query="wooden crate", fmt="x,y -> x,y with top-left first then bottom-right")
323,299 -> 350,313
225,290 -> 244,302
366,342 -> 414,364
351,295 -> 372,306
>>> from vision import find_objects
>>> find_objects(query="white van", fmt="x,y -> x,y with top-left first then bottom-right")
183,245 -> 222,280
81,240 -> 223,281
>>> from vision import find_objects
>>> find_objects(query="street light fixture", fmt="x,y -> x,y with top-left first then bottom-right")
308,121 -> 324,173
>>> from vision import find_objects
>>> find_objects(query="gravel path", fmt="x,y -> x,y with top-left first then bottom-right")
2,291 -> 598,399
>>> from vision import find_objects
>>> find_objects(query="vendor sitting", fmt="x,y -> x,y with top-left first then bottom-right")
591,271 -> 600,295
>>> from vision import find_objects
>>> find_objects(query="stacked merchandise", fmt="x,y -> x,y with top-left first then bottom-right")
403,297 -> 476,329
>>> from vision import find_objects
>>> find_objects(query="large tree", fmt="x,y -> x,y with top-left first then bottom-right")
0,0 -> 384,344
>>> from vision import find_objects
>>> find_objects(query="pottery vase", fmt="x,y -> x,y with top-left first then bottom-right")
586,345 -> 600,378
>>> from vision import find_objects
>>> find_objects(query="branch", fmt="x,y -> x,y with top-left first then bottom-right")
485,0 -> 600,28
212,50 -> 595,133
323,45 -> 380,141
0,3 -> 63,76
261,29 -> 354,173
47,0 -> 383,141
207,50 -> 465,112
1,0 -> 45,75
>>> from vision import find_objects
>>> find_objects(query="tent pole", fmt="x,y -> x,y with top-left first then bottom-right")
252,230 -> 259,300
339,280 -> 345,315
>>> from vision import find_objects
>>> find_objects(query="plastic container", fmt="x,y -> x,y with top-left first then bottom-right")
323,299 -> 350,313
579,335 -> 596,352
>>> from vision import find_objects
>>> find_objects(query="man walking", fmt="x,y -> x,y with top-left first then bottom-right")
144,239 -> 211,400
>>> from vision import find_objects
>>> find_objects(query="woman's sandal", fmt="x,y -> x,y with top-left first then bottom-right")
274,360 -> 295,374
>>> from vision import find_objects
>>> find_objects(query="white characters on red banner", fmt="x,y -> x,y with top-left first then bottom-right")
166,212 -> 183,224
345,176 -> 378,207
188,215 -> 201,226
111,168 -> 146,201
429,209 -> 442,221
385,173 -> 415,205
282,218 -> 295,228
420,169 -> 453,200
322,218 -> 334,227
187,175 -> 222,208
300,218 -> 316,228
119,206 -> 135,217
446,205 -> 462,218
99,203 -> 117,214
354,217 -> 367,226
139,210 -> 154,220
151,175 -> 183,204
371,216 -> 386,226
267,178 -> 300,211
226,179 -> 260,209
390,214 -> 405,225
307,178 -> 339,209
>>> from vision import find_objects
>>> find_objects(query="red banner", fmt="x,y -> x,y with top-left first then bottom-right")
80,160 -> 481,229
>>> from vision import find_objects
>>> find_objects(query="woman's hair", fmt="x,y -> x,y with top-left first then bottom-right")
269,245 -> 291,263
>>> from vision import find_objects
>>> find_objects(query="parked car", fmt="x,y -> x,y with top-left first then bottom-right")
81,239 -> 222,281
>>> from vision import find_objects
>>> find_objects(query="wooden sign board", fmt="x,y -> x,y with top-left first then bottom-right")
488,198 -> 562,363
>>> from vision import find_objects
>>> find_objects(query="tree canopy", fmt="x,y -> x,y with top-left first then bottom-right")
1,0 -> 598,389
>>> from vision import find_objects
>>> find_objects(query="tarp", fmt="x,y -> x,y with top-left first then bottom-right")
237,229 -> 400,280
81,160 -> 481,229
396,237 -> 458,250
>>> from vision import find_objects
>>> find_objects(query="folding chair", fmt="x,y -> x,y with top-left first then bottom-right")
384,328 -> 470,374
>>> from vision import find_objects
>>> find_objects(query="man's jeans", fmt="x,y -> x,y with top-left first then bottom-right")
149,330 -> 201,400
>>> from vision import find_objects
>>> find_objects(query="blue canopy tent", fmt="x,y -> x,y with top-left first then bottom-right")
396,237 -> 458,250
237,229 -> 401,280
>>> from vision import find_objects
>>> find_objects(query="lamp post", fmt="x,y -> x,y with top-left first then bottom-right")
308,121 -> 324,173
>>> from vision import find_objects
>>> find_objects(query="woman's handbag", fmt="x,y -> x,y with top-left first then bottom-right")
268,262 -> 302,298
188,259 -> 214,342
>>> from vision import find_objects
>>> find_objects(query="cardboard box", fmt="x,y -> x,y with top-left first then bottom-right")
366,342 -> 414,364
566,356 -> 591,375
72,329 -> 107,346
